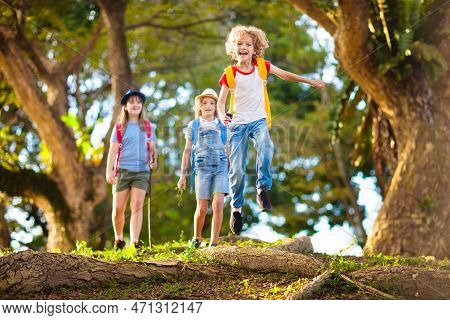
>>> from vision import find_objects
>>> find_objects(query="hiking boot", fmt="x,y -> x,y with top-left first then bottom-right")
230,211 -> 243,235
256,187 -> 272,211
189,238 -> 202,249
114,239 -> 126,250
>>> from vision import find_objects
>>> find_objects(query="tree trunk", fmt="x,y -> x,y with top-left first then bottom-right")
365,90 -> 450,258
290,0 -> 450,258
370,102 -> 397,196
0,1 -> 134,251
0,202 -> 11,248
98,0 -> 136,164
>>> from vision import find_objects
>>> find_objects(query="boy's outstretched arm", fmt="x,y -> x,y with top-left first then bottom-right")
270,64 -> 325,89
217,85 -> 232,125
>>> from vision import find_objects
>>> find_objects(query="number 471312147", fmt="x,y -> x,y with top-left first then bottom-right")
131,301 -> 203,314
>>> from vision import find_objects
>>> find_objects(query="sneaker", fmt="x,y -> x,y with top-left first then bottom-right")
189,238 -> 202,249
133,241 -> 144,252
230,211 -> 243,235
256,187 -> 272,211
209,243 -> 218,247
114,239 -> 126,250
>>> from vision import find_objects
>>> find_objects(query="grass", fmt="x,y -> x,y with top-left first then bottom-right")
69,240 -> 218,265
229,238 -> 284,249
68,240 -> 448,273
0,247 -> 12,257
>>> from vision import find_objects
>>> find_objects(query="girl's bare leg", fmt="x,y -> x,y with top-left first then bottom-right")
112,188 -> 130,241
129,187 -> 146,244
194,199 -> 209,239
210,193 -> 224,245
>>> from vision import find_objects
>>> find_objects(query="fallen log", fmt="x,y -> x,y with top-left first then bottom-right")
0,250 -> 216,296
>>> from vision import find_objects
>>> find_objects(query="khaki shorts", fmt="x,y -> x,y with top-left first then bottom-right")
112,169 -> 150,193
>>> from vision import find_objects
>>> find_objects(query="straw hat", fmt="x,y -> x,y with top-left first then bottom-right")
194,88 -> 218,108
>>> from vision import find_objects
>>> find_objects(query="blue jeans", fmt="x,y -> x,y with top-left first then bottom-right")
228,118 -> 274,209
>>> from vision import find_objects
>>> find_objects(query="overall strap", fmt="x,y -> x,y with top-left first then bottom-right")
114,122 -> 123,177
189,119 -> 200,192
218,120 -> 227,145
224,66 -> 236,115
256,57 -> 272,130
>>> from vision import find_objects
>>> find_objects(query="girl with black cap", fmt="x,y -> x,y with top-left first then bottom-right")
106,89 -> 157,250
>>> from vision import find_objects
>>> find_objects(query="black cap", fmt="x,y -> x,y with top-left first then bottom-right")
120,89 -> 146,106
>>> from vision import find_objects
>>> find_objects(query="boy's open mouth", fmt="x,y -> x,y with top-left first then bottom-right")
239,52 -> 248,56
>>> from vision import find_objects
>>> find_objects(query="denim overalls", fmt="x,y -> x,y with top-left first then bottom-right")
194,127 -> 229,200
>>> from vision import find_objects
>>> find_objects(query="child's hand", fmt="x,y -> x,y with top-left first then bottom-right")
310,79 -> 326,89
150,153 -> 158,170
177,176 -> 186,190
220,113 -> 233,125
106,170 -> 117,184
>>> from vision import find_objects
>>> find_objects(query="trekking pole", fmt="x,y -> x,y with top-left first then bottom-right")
147,169 -> 152,248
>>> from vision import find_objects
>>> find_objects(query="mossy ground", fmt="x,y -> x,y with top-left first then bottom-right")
2,240 -> 447,300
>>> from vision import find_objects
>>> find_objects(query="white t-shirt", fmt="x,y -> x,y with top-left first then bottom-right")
219,60 -> 271,125
184,117 -> 221,140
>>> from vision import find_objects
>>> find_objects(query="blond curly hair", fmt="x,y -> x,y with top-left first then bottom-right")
225,25 -> 269,61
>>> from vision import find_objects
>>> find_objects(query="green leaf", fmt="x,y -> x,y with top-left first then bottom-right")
61,113 -> 80,131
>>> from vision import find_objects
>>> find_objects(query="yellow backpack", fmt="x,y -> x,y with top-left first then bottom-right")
224,57 -> 272,129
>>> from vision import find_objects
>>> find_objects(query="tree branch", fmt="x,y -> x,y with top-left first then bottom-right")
75,75 -> 87,125
15,29 -> 57,82
64,19 -> 104,75
288,0 -> 338,35
0,29 -> 82,192
126,15 -> 228,32
333,140 -> 367,242
0,166 -> 70,215
98,0 -> 135,170
333,0 -> 401,122
0,201 -> 11,248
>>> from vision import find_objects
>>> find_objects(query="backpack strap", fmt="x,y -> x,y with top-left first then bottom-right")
189,119 -> 200,193
256,57 -> 271,130
224,66 -> 236,115
144,120 -> 152,165
114,122 -> 123,177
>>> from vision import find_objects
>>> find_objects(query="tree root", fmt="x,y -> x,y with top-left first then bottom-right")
0,250 -> 216,296
288,270 -> 335,299
200,246 -> 321,277
340,274 -> 396,299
